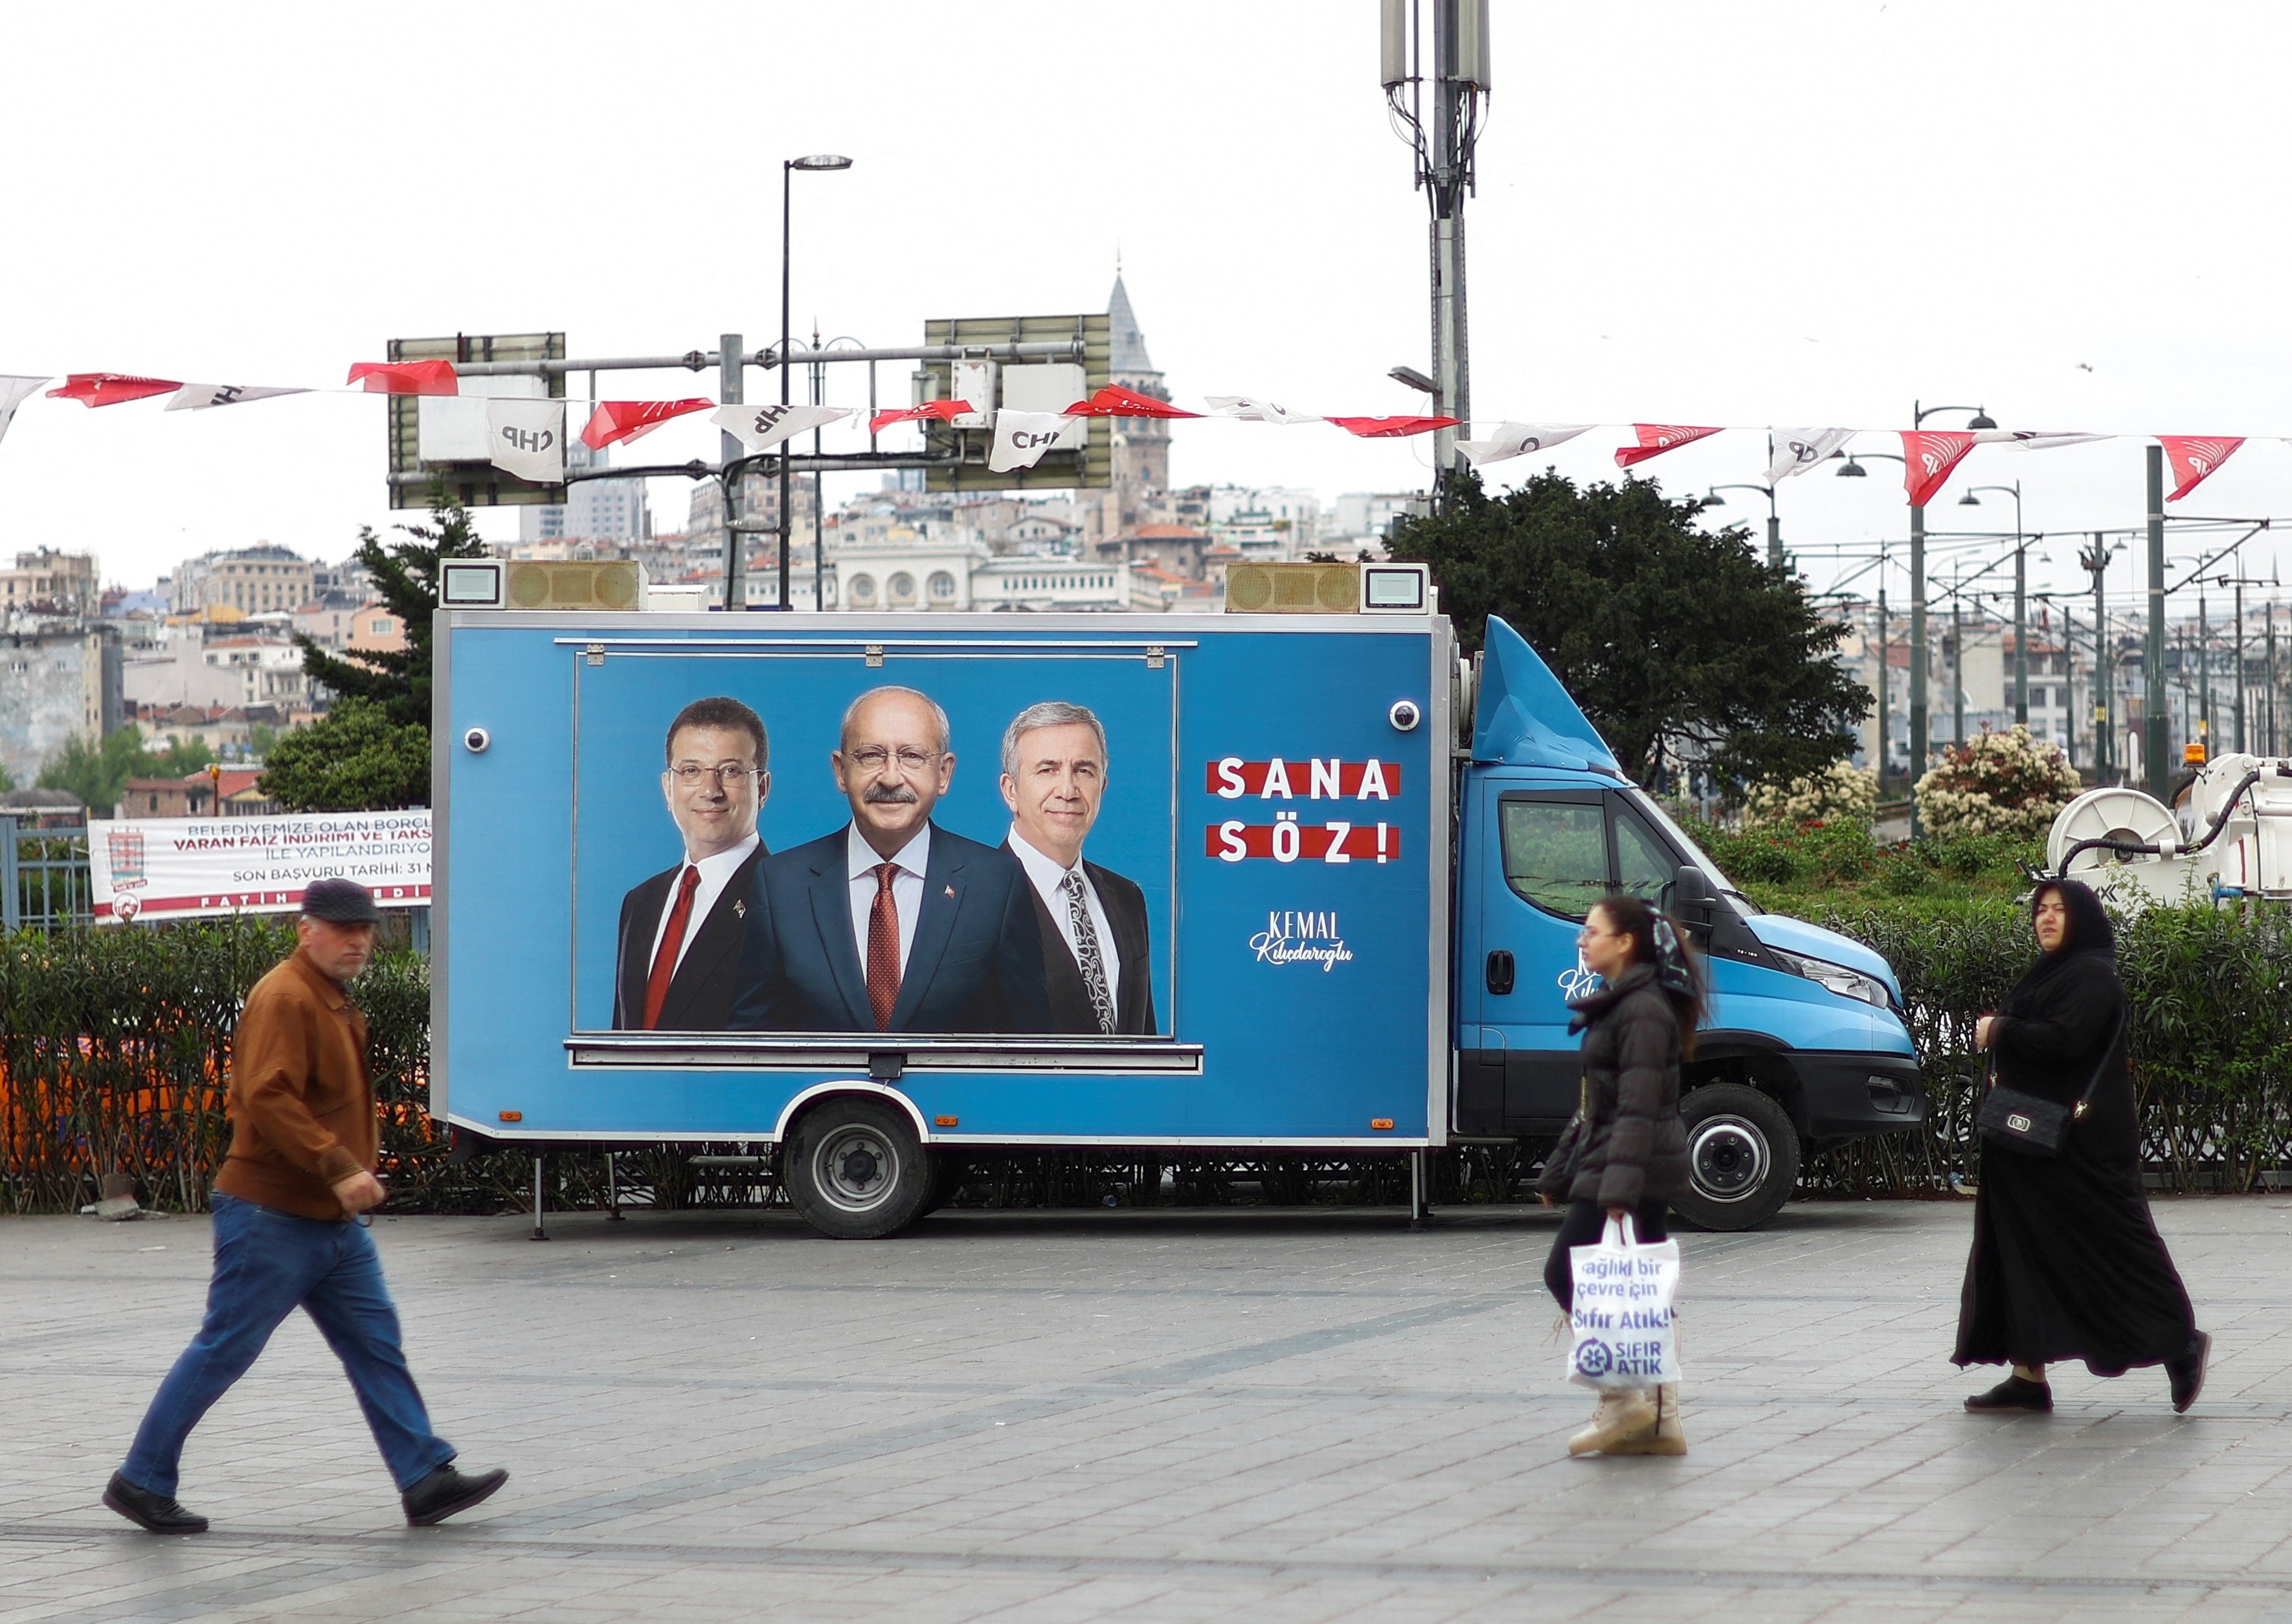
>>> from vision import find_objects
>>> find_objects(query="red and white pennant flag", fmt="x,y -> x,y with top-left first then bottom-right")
713,402 -> 852,453
1615,424 -> 1722,467
1202,395 -> 1321,425
0,375 -> 47,448
870,400 -> 972,435
167,383 -> 309,411
1767,428 -> 1854,482
583,398 -> 711,449
346,360 -> 457,396
1901,431 -> 1978,506
48,374 -> 180,407
2158,435 -> 2244,502
1457,423 -> 1590,465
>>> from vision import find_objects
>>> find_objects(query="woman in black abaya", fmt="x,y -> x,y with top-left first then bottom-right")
1955,878 -> 2209,1412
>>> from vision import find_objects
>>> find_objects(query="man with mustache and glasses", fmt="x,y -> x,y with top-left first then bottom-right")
613,697 -> 770,1031
728,685 -> 1050,1033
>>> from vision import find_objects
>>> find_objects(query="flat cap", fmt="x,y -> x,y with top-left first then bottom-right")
302,877 -> 383,925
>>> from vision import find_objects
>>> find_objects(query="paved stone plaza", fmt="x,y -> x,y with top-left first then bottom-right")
5,1195 -> 2292,1622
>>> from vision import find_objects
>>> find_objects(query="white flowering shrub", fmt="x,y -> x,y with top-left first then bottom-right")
1913,725 -> 2082,841
1743,760 -> 1878,828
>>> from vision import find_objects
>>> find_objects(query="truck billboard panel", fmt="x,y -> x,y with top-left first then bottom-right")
436,614 -> 1448,1148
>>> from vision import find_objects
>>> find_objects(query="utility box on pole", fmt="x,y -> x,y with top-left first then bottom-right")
386,332 -> 568,510
916,314 -> 1111,492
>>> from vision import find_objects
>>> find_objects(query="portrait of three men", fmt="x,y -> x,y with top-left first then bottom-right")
612,685 -> 1157,1038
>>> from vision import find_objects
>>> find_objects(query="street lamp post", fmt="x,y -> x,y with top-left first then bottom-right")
781,154 -> 853,614
1905,402 -> 1996,828
2079,535 -> 2121,781
1959,483 -> 2027,724
1703,482 -> 1782,569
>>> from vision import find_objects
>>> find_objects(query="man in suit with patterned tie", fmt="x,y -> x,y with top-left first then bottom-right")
726,685 -> 1050,1034
997,701 -> 1156,1035
613,697 -> 770,1031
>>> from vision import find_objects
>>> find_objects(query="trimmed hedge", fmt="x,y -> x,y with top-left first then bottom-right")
1810,899 -> 2292,1195
6,897 -> 2291,1213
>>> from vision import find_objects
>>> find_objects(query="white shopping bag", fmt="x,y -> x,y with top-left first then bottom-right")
1565,1213 -> 1681,1391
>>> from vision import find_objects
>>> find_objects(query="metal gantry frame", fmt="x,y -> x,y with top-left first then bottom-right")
450,335 -> 1091,610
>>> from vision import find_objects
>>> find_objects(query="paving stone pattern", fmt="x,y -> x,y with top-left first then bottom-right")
4,1197 -> 2291,1621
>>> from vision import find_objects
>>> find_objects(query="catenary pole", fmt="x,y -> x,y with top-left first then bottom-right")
2147,445 -> 2169,796
719,332 -> 744,612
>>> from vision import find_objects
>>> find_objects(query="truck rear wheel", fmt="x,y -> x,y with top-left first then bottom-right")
785,1097 -> 930,1239
1671,1083 -> 1798,1232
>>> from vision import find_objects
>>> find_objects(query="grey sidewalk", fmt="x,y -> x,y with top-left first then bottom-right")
3,1195 -> 2290,1622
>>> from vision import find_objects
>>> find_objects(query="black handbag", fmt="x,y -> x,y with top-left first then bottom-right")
1976,1006 -> 2127,1157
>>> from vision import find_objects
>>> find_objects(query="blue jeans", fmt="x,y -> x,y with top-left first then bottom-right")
121,1194 -> 454,1496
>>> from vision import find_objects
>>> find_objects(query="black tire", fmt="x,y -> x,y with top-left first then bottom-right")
917,1150 -> 963,1217
1670,1083 -> 1799,1232
783,1097 -> 930,1239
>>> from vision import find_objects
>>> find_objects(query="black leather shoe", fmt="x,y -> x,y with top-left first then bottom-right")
1964,1375 -> 2052,1413
104,1471 -> 208,1534
2168,1331 -> 2211,1413
402,1462 -> 508,1527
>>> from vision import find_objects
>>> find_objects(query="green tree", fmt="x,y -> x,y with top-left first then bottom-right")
257,699 -> 430,812
151,736 -> 214,777
295,492 -> 488,728
1389,470 -> 1870,787
37,727 -> 159,812
0,758 -> 14,794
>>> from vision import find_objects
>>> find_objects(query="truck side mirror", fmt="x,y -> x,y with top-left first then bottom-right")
1672,864 -> 1713,915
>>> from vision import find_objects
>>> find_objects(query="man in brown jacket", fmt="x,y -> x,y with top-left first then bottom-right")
106,879 -> 506,1533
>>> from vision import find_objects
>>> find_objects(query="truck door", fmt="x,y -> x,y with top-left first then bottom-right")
1467,784 -> 1609,1129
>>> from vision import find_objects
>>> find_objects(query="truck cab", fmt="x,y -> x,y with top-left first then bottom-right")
1451,618 -> 1925,1228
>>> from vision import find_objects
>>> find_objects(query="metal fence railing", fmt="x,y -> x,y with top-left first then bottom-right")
1,817 -> 92,931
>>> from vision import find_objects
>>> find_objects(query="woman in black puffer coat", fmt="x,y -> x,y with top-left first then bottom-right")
1537,892 -> 1702,1457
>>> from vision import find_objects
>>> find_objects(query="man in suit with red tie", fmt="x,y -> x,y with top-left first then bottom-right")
727,685 -> 1049,1033
998,701 -> 1156,1035
613,697 -> 770,1031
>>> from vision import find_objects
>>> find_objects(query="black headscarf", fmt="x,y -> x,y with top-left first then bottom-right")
2001,877 -> 2116,1014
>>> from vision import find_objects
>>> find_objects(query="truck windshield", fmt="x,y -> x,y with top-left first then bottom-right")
1634,794 -> 1754,909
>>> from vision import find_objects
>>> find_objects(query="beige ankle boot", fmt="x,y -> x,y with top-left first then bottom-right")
1567,1387 -> 1658,1455
1604,1384 -> 1687,1456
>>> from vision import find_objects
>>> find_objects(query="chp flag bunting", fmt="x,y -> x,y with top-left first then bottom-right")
1326,414 -> 1458,438
0,374 -> 47,448
47,374 -> 181,407
1983,431 -> 2111,451
870,400 -> 972,435
1767,428 -> 1854,482
581,398 -> 711,450
988,409 -> 1081,473
1615,424 -> 1723,468
1901,430 -> 1979,506
166,383 -> 309,411
712,401 -> 853,454
1202,395 -> 1322,425
1456,423 -> 1590,466
2159,435 -> 2245,502
1061,385 -> 1202,420
486,398 -> 567,482
344,359 -> 458,396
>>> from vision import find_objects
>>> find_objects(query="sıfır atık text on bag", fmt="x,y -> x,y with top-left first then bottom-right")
1567,1214 -> 1681,1390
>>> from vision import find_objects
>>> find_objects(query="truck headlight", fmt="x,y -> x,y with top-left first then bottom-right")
1771,947 -> 1892,1009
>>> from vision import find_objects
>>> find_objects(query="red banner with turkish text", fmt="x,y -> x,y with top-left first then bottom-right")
1205,820 -> 1402,863
1205,758 -> 1401,799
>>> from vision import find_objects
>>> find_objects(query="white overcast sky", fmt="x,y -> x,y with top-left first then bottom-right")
5,1 -> 2289,618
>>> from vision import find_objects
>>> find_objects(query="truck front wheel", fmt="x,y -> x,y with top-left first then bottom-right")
1671,1083 -> 1799,1232
785,1097 -> 930,1239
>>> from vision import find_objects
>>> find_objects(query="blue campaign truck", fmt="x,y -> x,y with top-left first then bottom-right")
433,559 -> 1922,1237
